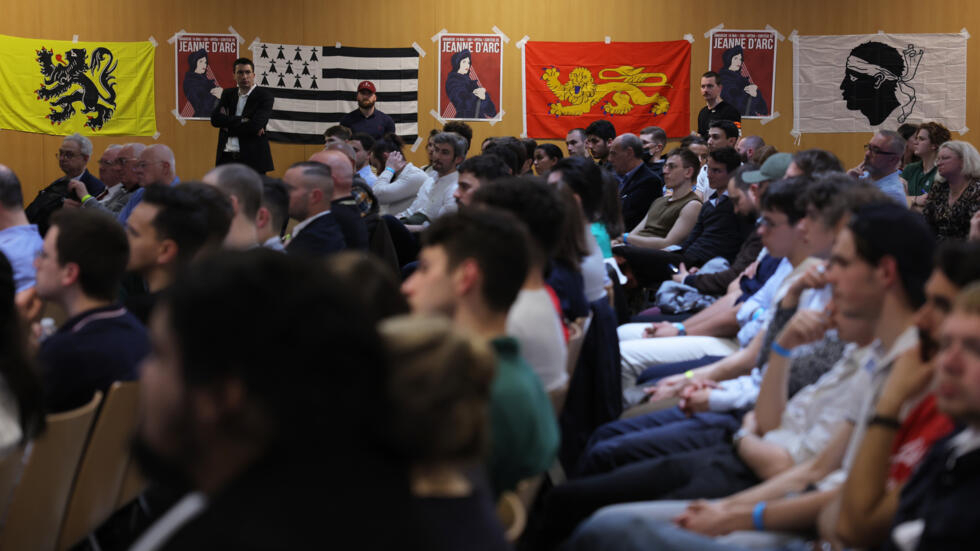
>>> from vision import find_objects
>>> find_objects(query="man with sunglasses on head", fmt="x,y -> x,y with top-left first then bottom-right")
848,130 -> 908,206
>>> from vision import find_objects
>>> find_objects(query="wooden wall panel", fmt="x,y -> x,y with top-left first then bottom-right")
1,0 -> 976,202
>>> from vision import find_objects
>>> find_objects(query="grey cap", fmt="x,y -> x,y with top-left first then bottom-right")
742,153 -> 793,183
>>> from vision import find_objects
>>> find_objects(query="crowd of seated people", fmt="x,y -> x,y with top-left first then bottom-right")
0,104 -> 979,551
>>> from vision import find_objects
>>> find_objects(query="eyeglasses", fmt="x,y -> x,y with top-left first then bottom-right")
864,144 -> 898,157
56,150 -> 80,160
136,161 -> 163,169
760,216 -> 790,228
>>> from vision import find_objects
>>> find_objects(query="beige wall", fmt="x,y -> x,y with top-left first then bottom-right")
2,0 -> 977,201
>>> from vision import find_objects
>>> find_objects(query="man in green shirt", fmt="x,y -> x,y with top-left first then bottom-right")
402,208 -> 560,494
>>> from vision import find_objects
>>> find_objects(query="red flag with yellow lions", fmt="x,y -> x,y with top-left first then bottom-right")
523,40 -> 690,139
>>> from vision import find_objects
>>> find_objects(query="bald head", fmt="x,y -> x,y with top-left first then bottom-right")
610,133 -> 644,175
309,149 -> 354,197
118,143 -> 146,190
137,144 -> 177,187
98,145 -> 122,187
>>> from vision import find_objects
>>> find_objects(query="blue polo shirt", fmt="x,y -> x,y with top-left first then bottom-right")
339,108 -> 396,140
38,304 -> 149,413
0,224 -> 42,292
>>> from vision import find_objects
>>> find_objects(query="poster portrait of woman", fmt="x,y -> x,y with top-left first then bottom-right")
182,49 -> 223,117
717,45 -> 769,117
445,49 -> 498,120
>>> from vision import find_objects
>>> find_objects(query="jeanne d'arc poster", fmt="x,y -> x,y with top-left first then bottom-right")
438,34 -> 502,122
708,29 -> 777,119
175,33 -> 240,120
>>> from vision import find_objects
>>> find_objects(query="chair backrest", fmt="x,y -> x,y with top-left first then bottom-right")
0,446 -> 25,521
0,392 -> 102,551
495,490 -> 526,543
115,456 -> 147,509
57,382 -> 140,550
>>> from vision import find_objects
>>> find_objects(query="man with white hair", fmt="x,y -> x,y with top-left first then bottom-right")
72,144 -> 180,225
117,144 -> 180,224
25,132 -> 105,235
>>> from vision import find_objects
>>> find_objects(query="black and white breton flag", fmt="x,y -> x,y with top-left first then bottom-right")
249,42 -> 420,144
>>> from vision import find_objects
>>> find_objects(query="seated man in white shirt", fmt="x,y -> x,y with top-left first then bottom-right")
370,135 -> 429,216
395,131 -> 467,230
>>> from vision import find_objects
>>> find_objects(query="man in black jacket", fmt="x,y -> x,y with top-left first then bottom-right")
283,162 -> 345,257
609,133 -> 663,231
615,147 -> 751,289
25,133 -> 105,236
211,58 -> 274,174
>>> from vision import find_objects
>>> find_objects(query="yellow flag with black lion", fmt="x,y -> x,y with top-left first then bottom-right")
0,34 -> 156,136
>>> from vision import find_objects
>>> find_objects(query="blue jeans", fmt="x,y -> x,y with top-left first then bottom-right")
565,501 -> 809,551
576,407 -> 744,476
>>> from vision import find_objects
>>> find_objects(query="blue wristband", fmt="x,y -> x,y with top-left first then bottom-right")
771,342 -> 793,358
623,232 -> 629,245
384,167 -> 396,175
672,322 -> 686,336
752,501 -> 766,531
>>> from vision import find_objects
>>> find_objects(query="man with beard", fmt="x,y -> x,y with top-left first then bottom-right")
127,250 -> 417,550
340,80 -> 396,141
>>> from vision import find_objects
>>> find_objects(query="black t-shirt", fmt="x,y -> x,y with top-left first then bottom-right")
339,109 -> 396,140
697,100 -> 742,139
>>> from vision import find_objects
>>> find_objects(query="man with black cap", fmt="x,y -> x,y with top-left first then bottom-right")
340,81 -> 396,140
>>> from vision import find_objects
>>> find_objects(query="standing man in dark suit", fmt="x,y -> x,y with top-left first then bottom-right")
282,162 -> 345,257
609,133 -> 663,231
211,58 -> 274,174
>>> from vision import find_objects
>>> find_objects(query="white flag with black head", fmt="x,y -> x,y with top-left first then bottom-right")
793,32 -> 967,134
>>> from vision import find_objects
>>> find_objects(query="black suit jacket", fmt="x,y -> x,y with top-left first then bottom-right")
156,450 -> 421,551
619,163 -> 664,231
26,169 -> 106,236
210,86 -> 274,173
680,193 -> 753,266
286,212 -> 346,257
330,197 -> 369,251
